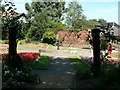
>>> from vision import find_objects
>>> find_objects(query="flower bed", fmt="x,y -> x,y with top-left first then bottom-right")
38,45 -> 48,49
0,44 -> 9,50
2,52 -> 40,88
19,52 -> 40,62
1,52 -> 40,62
0,47 -> 8,50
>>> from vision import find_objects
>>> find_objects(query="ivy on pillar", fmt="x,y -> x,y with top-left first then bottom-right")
2,1 -> 25,68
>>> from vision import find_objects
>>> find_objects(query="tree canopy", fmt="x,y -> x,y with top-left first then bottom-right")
25,1 -> 66,40
65,1 -> 86,29
1,1 -> 108,41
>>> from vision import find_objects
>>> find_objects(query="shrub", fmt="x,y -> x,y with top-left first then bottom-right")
0,40 -> 9,44
2,61 -> 41,88
42,31 -> 56,45
2,52 -> 41,88
100,39 -> 107,50
32,55 -> 49,70
0,40 -> 2,44
17,40 -> 26,45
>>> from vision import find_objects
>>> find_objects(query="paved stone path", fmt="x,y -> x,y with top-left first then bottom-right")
32,57 -> 76,89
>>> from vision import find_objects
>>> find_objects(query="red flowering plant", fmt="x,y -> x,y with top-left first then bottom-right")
18,52 -> 40,62
1,52 -> 40,62
0,53 -> 9,61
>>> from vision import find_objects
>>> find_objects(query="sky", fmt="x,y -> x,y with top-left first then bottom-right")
1,0 -> 119,24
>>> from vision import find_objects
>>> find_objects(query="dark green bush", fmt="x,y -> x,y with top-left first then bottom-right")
93,64 -> 120,89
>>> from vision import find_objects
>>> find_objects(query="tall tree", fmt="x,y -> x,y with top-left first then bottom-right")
25,1 -> 66,40
98,18 -> 107,25
65,1 -> 85,29
0,4 -> 8,40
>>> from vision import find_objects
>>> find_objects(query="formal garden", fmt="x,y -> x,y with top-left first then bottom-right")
0,0 -> 120,89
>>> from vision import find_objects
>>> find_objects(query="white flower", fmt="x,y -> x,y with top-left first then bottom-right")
11,74 -> 14,77
17,71 -> 21,74
5,70 -> 9,74
36,59 -> 39,61
15,68 -> 17,71
21,82 -> 24,84
3,65 -> 8,69
116,64 -> 119,68
17,82 -> 20,85
4,73 -> 6,75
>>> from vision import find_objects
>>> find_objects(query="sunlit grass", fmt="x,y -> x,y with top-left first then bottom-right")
31,55 -> 50,70
69,56 -> 91,79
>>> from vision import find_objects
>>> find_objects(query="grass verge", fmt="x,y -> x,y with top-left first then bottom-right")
69,56 -> 91,80
31,55 -> 50,70
69,56 -> 120,89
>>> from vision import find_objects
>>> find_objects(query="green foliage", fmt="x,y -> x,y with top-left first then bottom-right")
47,22 -> 67,33
100,39 -> 107,50
101,64 -> 120,83
31,55 -> 50,70
0,4 -> 5,12
93,64 -> 120,89
25,2 -> 66,40
65,1 -> 85,29
42,31 -> 56,45
116,36 -> 120,42
0,40 -> 9,44
69,57 -> 91,79
1,13 -> 22,40
98,18 -> 107,25
26,12 -> 48,40
17,40 -> 26,45
18,22 -> 30,40
2,60 -> 40,88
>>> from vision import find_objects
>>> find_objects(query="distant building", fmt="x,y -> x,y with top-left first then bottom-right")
107,22 -> 120,37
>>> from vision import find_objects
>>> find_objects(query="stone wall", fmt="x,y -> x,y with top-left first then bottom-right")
57,30 -> 90,47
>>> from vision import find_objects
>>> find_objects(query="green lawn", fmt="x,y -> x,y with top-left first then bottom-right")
24,55 -> 50,70
32,55 -> 50,70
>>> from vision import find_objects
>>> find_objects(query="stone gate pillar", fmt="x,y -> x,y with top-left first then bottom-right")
91,28 -> 101,77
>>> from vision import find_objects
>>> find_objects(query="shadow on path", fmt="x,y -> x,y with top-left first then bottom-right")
32,57 -> 77,89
